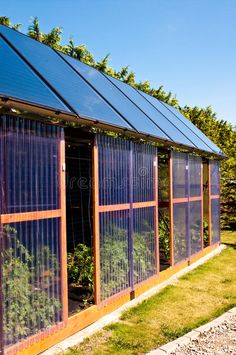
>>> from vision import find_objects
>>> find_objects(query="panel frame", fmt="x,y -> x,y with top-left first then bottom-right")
97,136 -> 159,305
0,120 -> 67,352
170,152 -> 204,266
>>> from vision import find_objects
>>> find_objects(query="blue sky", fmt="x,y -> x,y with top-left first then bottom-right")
2,0 -> 236,126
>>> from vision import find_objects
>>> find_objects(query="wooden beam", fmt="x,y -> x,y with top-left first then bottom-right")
208,161 -> 212,246
154,154 -> 159,275
210,194 -> 220,200
169,152 -> 174,266
59,133 -> 68,324
98,203 -> 130,212
201,162 -> 204,250
0,209 -> 61,224
93,139 -> 101,305
133,201 -> 156,209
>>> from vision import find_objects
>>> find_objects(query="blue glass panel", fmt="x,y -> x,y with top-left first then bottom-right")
59,52 -> 168,138
0,25 -> 131,129
137,90 -> 197,148
162,102 -> 222,154
105,75 -> 197,146
0,36 -> 68,112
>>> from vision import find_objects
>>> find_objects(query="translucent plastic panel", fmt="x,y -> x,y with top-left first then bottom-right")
158,153 -> 169,202
0,115 -> 61,214
132,144 -> 156,202
173,203 -> 188,264
189,155 -> 202,197
138,91 -> 198,148
97,134 -> 130,206
0,25 -> 130,129
210,160 -> 220,196
99,210 -> 129,301
172,152 -> 188,198
162,102 -> 222,154
0,36 -> 68,112
211,198 -> 220,244
133,207 -> 156,284
59,53 -> 168,138
2,218 -> 61,347
189,201 -> 202,255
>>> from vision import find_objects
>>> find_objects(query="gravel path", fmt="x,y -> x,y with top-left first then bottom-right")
171,314 -> 236,355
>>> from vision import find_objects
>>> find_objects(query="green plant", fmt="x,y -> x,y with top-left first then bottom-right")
203,218 -> 209,247
159,215 -> 170,261
67,244 -> 94,291
100,222 -> 156,299
2,225 -> 61,343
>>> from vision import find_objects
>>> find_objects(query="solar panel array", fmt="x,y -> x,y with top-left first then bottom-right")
0,24 -> 223,156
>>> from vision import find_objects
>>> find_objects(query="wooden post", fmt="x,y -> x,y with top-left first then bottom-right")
208,161 -> 212,246
92,138 -> 100,305
59,132 -> 68,323
200,162 -> 204,250
169,152 -> 174,266
154,153 -> 159,275
0,224 -> 4,355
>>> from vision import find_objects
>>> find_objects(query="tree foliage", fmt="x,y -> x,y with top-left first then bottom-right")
1,16 -> 235,229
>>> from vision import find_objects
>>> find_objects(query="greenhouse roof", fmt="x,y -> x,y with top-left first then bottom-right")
0,24 -> 224,157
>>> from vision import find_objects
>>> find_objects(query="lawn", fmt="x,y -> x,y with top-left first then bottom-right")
66,231 -> 236,355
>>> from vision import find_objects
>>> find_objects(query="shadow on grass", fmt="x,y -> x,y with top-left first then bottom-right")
223,242 -> 236,250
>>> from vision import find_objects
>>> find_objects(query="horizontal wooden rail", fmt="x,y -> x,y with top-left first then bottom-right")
173,196 -> 202,204
210,194 -> 220,200
133,201 -> 156,209
98,200 -> 156,213
0,209 -> 61,224
98,203 -> 130,213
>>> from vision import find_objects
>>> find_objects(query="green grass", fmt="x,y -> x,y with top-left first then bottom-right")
66,231 -> 236,355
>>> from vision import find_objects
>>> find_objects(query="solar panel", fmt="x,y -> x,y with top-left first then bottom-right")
138,90 -> 215,153
0,36 -> 69,112
104,74 -> 198,148
0,25 -> 132,130
162,102 -> 222,154
58,52 -> 169,139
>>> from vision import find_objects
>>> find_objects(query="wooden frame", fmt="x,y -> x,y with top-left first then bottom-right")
169,152 -> 174,266
208,161 -> 212,246
154,154 -> 159,275
92,139 -> 101,305
1,131 -> 68,353
59,133 -> 68,324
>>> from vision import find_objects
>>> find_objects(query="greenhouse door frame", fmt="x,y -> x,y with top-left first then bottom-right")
1,131 -> 68,354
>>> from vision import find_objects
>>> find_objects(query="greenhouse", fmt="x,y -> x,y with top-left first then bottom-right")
0,24 -> 223,354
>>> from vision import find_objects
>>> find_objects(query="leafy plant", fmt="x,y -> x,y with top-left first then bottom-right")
2,225 -> 61,344
203,218 -> 209,247
100,223 -> 156,299
67,244 -> 94,292
159,214 -> 170,261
